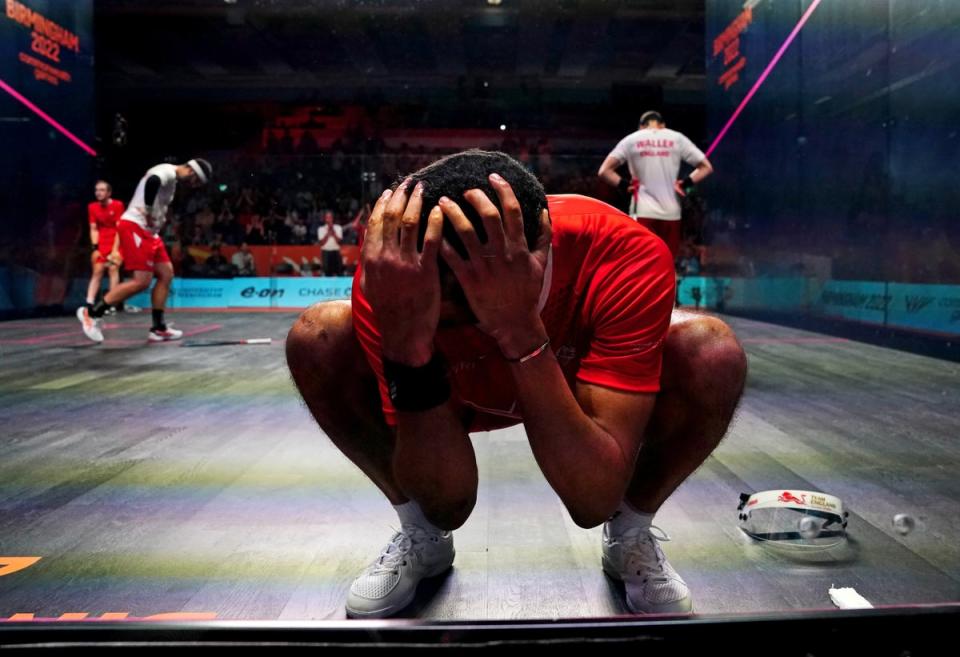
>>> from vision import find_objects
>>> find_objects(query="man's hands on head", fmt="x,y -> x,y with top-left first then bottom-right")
360,179 -> 444,367
438,174 -> 552,360
361,173 -> 551,364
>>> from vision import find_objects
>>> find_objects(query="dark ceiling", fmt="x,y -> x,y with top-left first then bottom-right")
95,0 -> 706,104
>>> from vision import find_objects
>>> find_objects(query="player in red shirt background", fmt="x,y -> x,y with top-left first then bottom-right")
82,180 -> 124,311
286,151 -> 747,619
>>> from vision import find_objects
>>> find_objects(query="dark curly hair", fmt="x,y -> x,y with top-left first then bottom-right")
398,149 -> 547,259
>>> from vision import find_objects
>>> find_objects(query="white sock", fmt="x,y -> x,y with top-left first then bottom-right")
394,500 -> 444,534
606,500 -> 655,536
86,296 -> 95,304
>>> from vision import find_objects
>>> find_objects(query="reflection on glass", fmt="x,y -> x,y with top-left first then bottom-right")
0,0 -> 956,634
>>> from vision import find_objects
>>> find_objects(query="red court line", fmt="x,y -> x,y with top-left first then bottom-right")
180,324 -> 223,337
0,323 -> 158,345
0,330 -> 89,346
0,322 -> 76,331
0,337 -> 97,347
0,324 -> 222,347
110,323 -> 224,345
0,322 -> 147,333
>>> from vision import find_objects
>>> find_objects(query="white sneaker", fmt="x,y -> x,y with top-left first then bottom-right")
602,523 -> 693,614
346,525 -> 455,618
76,306 -> 104,343
148,326 -> 183,342
123,304 -> 143,314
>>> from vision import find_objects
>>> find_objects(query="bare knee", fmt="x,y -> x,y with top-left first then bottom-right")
154,266 -> 173,285
396,466 -> 477,530
286,301 -> 355,384
131,276 -> 152,293
664,312 -> 748,407
421,494 -> 476,531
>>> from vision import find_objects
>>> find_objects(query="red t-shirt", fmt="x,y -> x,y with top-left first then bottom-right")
352,194 -> 676,432
88,199 -> 125,254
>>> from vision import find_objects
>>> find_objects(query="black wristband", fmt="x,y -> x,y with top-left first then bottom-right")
92,243 -> 99,250
682,174 -> 695,189
382,352 -> 451,412
617,177 -> 631,194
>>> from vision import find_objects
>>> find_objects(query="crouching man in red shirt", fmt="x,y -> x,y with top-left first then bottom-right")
286,150 -> 747,618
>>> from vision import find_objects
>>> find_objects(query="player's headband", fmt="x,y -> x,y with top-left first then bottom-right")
738,490 -> 848,549
640,111 -> 663,125
187,159 -> 209,183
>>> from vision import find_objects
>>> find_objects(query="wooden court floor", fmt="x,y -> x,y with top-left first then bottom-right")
0,310 -> 957,620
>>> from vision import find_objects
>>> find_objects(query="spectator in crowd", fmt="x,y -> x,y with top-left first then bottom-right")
295,189 -> 314,216
195,203 -> 216,242
344,202 -> 371,245
177,242 -> 203,278
187,224 -> 205,247
204,244 -> 232,278
168,129 -> 620,255
246,214 -> 266,245
184,189 -> 204,218
265,205 -> 288,244
162,218 -> 179,245
307,205 -> 323,237
214,206 -> 238,245
316,210 -> 343,276
232,242 -> 257,276
285,208 -> 300,231
292,218 -> 308,244
236,186 -> 257,213
236,207 -> 254,234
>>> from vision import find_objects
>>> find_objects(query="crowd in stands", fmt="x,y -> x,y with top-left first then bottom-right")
120,99 -> 717,278
161,132 -> 615,277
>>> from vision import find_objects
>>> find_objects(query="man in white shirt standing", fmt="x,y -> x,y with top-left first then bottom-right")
77,158 -> 212,343
316,210 -> 344,276
598,111 -> 713,258
231,242 -> 256,276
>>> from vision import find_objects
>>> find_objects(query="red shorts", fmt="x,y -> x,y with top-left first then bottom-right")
635,218 -> 681,258
117,220 -> 170,272
94,230 -> 118,265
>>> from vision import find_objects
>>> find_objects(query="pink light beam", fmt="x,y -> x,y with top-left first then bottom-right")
705,0 -> 823,158
0,76 -> 97,157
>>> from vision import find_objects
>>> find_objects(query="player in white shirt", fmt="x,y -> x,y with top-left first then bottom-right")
598,111 -> 713,257
77,158 -> 212,343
